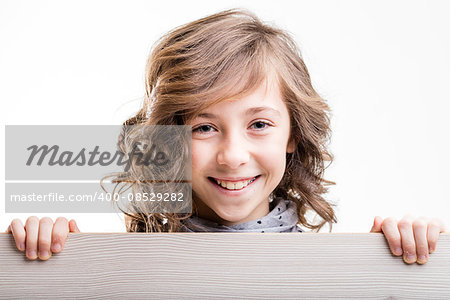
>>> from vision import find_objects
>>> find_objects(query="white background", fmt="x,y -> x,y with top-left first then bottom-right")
1,0 -> 449,233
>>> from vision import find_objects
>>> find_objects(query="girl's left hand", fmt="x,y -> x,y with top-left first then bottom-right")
370,214 -> 447,264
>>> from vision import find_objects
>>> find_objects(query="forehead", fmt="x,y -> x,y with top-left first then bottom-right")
220,77 -> 281,105
196,106 -> 282,120
198,70 -> 285,111
193,77 -> 288,122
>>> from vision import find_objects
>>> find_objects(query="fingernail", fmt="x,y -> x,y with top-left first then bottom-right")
27,250 -> 37,259
418,255 -> 427,263
19,243 -> 25,251
405,254 -> 416,263
39,251 -> 50,259
429,247 -> 435,254
52,243 -> 61,252
394,248 -> 403,255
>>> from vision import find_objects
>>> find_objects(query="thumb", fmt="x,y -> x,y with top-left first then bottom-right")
69,219 -> 80,233
370,216 -> 383,232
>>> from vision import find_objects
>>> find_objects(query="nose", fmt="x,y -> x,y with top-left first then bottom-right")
216,130 -> 250,169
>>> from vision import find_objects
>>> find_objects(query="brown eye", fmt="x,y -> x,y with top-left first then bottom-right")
250,121 -> 271,130
193,125 -> 215,134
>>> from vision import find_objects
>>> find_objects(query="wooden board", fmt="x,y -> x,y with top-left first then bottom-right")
1,232 -> 449,299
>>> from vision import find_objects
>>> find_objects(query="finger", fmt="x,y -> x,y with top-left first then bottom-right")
25,216 -> 40,260
38,217 -> 54,260
10,219 -> 26,251
69,219 -> 80,233
427,218 -> 446,254
398,215 -> 417,264
51,217 -> 69,253
370,216 -> 383,232
380,217 -> 403,256
6,225 -> 11,233
413,218 -> 429,264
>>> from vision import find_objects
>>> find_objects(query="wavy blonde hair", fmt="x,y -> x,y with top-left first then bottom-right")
104,8 -> 338,233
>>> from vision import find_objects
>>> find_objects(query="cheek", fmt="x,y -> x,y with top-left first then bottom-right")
191,141 -> 213,177
191,142 -> 203,170
257,143 -> 287,175
190,146 -> 203,194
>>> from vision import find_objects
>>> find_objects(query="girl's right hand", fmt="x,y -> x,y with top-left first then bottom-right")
6,217 -> 80,260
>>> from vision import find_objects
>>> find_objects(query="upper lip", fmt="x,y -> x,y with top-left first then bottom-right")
210,176 -> 258,182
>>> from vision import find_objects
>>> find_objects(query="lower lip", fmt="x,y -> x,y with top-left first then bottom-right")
208,176 -> 260,196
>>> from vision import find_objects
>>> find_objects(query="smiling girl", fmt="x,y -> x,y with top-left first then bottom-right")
7,8 -> 446,264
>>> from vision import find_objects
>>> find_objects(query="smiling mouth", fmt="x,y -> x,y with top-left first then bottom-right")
207,175 -> 260,191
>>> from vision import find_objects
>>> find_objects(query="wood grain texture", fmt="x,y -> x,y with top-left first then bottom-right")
1,232 -> 449,299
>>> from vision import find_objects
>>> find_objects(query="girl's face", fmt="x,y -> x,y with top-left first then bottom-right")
188,78 -> 295,226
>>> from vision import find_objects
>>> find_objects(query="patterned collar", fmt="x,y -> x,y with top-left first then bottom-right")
180,197 -> 304,233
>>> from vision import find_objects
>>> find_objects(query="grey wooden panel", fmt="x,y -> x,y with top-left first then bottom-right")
1,232 -> 449,299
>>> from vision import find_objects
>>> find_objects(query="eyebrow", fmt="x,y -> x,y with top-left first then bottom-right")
196,106 -> 281,119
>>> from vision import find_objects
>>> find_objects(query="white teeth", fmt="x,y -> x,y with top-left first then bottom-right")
213,177 -> 256,190
226,182 -> 234,189
235,181 -> 244,189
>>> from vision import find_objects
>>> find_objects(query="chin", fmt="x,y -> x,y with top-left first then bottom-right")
214,206 -> 251,225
